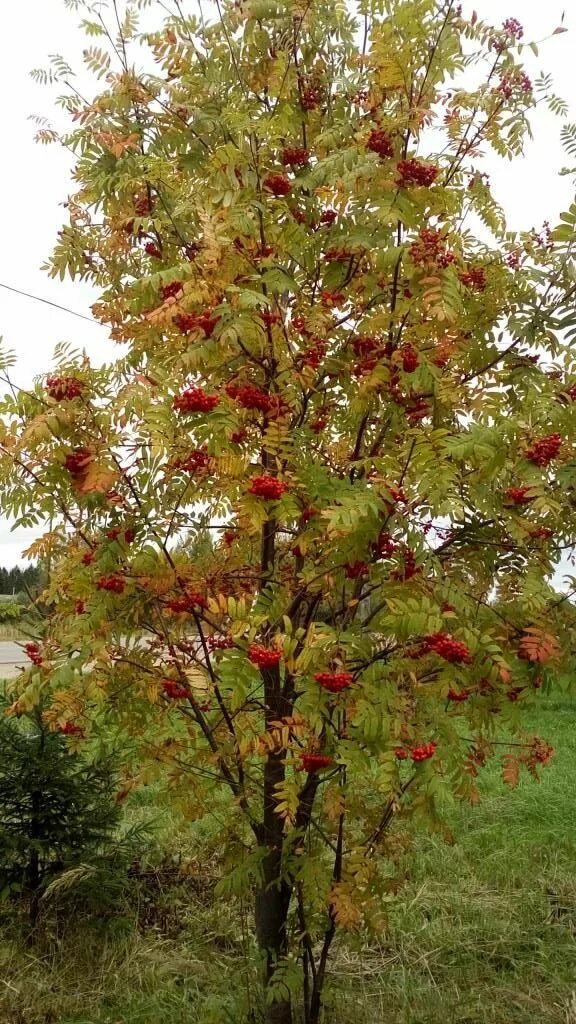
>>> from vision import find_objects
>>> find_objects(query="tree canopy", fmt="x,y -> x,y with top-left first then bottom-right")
1,1 -> 575,1020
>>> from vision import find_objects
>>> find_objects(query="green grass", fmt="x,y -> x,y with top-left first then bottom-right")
0,700 -> 575,1024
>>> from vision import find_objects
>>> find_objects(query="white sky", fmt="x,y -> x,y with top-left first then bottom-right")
0,0 -> 573,565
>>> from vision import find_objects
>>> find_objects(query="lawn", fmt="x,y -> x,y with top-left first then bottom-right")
0,699 -> 574,1024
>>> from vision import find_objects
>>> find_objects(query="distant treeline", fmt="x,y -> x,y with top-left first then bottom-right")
0,565 -> 41,596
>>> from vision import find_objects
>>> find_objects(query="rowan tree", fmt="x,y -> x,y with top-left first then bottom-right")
1,1 -> 576,1020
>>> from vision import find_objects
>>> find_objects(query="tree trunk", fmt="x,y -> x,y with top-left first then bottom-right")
28,789 -> 41,928
255,857 -> 293,1024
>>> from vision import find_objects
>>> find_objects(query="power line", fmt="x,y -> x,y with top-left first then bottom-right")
0,282 -> 104,326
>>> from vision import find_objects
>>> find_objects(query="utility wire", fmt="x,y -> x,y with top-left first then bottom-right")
0,282 -> 103,326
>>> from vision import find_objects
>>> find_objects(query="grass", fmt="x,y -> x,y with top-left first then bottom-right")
0,700 -> 575,1024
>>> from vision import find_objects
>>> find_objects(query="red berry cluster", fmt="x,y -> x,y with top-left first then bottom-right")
524,434 -> 562,466
166,593 -> 207,613
320,209 -> 337,226
162,680 -> 189,700
175,448 -> 211,475
248,475 -> 288,500
300,753 -> 334,773
397,159 -> 439,187
506,486 -> 534,506
459,266 -> 486,291
299,505 -> 318,525
410,741 -> 437,762
506,250 -> 521,269
314,672 -> 354,693
503,18 -> 523,39
74,600 -> 85,615
423,633 -> 472,664
530,526 -> 554,541
264,174 -> 292,197
225,382 -> 272,413
282,147 -> 310,168
498,71 -> 532,99
207,636 -> 236,651
173,311 -> 219,338
64,448 -> 92,477
46,375 -> 84,401
366,128 -> 394,159
145,242 -> 162,259
248,644 -> 282,669
373,530 -> 397,559
25,642 -> 43,666
301,80 -> 324,110
134,194 -> 154,216
310,416 -> 328,434
345,561 -> 368,579
391,547 -> 420,581
173,387 -> 220,414
394,747 -> 408,760
299,341 -> 327,370
260,311 -> 282,327
96,575 -> 125,594
447,688 -> 471,703
161,281 -> 183,300
409,228 -> 454,268
60,722 -> 83,736
400,344 -> 419,373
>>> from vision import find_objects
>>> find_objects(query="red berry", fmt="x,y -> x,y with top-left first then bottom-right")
162,680 -> 189,700
248,644 -> 282,669
506,486 -> 535,506
366,129 -> 394,159
64,448 -> 93,477
410,742 -> 437,762
74,600 -> 85,615
46,375 -> 84,401
394,747 -> 408,760
314,672 -> 354,693
301,80 -> 324,111
530,526 -> 554,541
174,448 -> 212,475
524,434 -> 562,467
345,561 -> 369,579
409,228 -> 454,269
422,633 -> 472,664
248,475 -> 288,500
145,242 -> 162,259
320,209 -> 337,226
447,688 -> 471,703
96,574 -> 125,594
134,194 -> 154,216
60,722 -> 83,736
300,753 -> 334,772
400,344 -> 419,373
24,642 -> 43,666
459,266 -> 487,291
397,159 -> 439,187
173,386 -> 220,414
161,281 -> 183,300
207,635 -> 236,651
264,174 -> 292,197
166,593 -> 207,613
81,551 -> 95,566
281,147 -> 310,168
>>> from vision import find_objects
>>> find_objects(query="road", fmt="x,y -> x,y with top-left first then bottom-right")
0,641 -> 29,679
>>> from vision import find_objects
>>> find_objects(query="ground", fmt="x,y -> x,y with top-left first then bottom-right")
0,699 -> 574,1024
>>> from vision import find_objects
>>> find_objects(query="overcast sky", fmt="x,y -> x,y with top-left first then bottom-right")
0,0 -> 573,566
